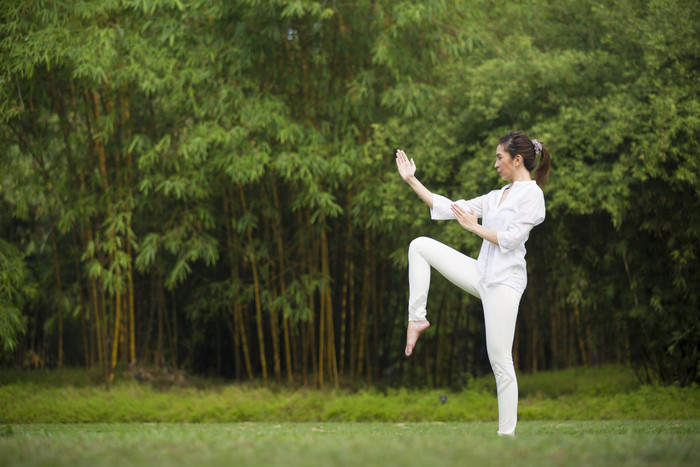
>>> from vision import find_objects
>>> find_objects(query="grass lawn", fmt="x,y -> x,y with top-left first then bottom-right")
2,365 -> 699,423
2,366 -> 699,465
1,421 -> 699,466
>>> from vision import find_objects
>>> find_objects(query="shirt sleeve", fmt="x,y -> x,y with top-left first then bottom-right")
430,193 -> 488,220
496,189 -> 546,253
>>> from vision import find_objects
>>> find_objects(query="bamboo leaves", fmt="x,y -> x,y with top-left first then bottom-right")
0,239 -> 35,352
1,0 -> 698,385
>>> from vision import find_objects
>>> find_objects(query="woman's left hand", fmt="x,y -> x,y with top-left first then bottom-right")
451,203 -> 478,232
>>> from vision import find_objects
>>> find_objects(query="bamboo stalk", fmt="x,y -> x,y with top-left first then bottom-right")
224,186 -> 254,381
339,211 -> 352,378
156,284 -> 164,367
318,236 -> 325,387
127,238 -> 136,365
91,278 -> 103,368
356,229 -> 371,376
110,276 -> 122,381
320,225 -> 338,388
91,90 -> 109,194
263,184 -> 281,382
142,273 -> 156,364
49,219 -> 64,370
235,304 -> 254,380
306,210 -> 318,387
434,287 -> 448,386
72,228 -> 90,368
238,183 -> 267,384
270,178 -> 294,383
171,291 -> 178,368
160,290 -> 173,367
370,236 -> 379,384
348,247 -> 356,379
221,309 -> 240,379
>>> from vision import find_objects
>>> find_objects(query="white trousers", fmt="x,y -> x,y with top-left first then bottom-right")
408,236 -> 521,436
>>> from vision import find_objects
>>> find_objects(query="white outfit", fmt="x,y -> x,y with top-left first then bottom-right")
407,180 -> 545,435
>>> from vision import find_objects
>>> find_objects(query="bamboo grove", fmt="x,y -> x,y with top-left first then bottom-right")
1,0 -> 699,386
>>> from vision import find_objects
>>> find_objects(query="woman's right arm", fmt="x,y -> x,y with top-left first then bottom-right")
396,149 -> 434,209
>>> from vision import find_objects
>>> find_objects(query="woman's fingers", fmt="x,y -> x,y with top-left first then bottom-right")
397,149 -> 411,163
396,149 -> 413,172
396,149 -> 407,164
452,204 -> 476,225
396,149 -> 417,180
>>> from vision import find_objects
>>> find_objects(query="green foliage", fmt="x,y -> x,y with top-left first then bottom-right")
0,0 -> 698,386
1,366 -> 699,424
0,239 -> 36,354
445,0 -> 700,385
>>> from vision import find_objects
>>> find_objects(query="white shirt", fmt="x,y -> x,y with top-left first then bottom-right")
430,180 -> 546,294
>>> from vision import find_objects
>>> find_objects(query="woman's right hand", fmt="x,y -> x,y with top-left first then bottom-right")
395,149 -> 416,181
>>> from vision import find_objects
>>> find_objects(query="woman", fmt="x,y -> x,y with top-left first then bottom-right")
395,130 -> 551,436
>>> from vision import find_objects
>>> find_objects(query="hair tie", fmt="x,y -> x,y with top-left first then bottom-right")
532,139 -> 543,155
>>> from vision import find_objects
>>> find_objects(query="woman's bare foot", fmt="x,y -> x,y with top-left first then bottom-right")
405,320 -> 430,356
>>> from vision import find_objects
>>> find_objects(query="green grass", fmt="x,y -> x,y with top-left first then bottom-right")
2,366 -> 699,465
1,421 -> 699,466
1,365 -> 698,423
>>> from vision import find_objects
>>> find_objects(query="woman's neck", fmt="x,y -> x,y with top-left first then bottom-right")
511,169 -> 532,183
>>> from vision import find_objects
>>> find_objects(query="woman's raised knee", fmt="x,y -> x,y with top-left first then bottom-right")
409,236 -> 432,253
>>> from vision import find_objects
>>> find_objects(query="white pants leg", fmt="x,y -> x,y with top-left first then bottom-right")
407,236 -> 521,435
481,283 -> 521,436
408,236 -> 482,321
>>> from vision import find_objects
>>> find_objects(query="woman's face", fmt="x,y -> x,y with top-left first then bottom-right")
494,144 -> 518,182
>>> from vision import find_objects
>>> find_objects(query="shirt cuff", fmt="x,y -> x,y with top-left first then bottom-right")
430,194 -> 455,220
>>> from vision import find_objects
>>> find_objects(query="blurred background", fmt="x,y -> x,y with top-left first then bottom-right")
0,0 -> 698,389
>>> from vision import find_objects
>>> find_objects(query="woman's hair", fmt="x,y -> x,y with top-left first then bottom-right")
499,130 -> 551,187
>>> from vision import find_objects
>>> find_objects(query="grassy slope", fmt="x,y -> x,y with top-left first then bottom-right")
1,365 -> 698,423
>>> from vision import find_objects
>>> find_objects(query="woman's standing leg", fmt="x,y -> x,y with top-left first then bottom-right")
405,236 -> 481,355
481,283 -> 522,436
